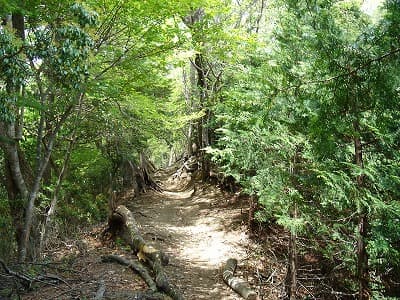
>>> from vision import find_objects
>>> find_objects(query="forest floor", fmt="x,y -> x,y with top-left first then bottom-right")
14,167 -> 289,300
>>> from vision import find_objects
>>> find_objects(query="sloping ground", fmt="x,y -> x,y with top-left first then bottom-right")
12,169 -> 287,300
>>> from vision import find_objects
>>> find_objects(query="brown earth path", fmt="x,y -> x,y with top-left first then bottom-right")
130,169 -> 256,299
16,168 -> 277,300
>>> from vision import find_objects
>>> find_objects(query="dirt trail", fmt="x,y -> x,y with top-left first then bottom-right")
16,169 -> 267,300
130,169 -> 254,299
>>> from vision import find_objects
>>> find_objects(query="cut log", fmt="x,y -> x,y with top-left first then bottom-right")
223,258 -> 258,300
108,206 -> 169,266
108,205 -> 182,300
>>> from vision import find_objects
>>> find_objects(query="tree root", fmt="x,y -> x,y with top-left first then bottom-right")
0,259 -> 67,290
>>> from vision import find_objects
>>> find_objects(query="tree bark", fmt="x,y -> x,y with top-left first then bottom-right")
286,152 -> 299,300
19,102 -> 75,261
248,195 -> 256,236
287,226 -> 297,300
182,66 -> 194,157
223,258 -> 258,300
354,120 -> 370,300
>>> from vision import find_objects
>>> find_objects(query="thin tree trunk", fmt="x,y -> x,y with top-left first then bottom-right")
19,103 -> 75,261
168,146 -> 174,166
19,137 -> 54,261
182,67 -> 194,157
254,0 -> 265,33
286,152 -> 299,300
39,134 -> 76,254
357,212 -> 369,300
354,120 -> 370,300
287,205 -> 297,300
2,126 -> 29,198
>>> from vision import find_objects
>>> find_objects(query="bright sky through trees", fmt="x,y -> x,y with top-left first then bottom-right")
361,0 -> 384,15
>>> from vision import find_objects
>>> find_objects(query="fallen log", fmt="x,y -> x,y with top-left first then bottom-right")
101,255 -> 157,292
94,279 -> 105,300
107,290 -> 171,300
223,258 -> 258,300
108,205 -> 182,300
132,290 -> 172,300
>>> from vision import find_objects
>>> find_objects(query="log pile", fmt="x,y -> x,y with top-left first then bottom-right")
104,205 -> 183,300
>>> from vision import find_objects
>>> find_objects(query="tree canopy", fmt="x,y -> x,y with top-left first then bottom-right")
1,0 -> 399,299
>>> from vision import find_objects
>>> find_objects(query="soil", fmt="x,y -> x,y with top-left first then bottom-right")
4,168 -> 288,300
131,169 -> 259,299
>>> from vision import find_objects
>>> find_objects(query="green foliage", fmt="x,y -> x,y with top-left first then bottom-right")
56,145 -> 109,227
209,0 -> 400,295
0,188 -> 14,260
1,0 -> 399,296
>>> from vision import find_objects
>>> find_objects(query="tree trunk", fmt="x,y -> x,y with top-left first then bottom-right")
168,147 -> 174,167
19,137 -> 54,261
182,66 -> 194,158
354,121 -> 370,300
286,203 -> 298,300
193,53 -> 211,181
357,213 -> 369,300
248,195 -> 257,235
39,134 -> 76,255
0,12 -> 31,261
286,152 -> 299,300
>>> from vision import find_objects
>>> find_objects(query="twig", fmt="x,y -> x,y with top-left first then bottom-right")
298,281 -> 316,299
0,259 -> 32,289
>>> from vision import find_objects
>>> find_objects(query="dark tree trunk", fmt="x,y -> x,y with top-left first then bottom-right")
193,53 -> 211,181
286,206 -> 298,300
354,121 -> 370,300
12,13 -> 25,40
0,12 -> 30,260
286,152 -> 299,300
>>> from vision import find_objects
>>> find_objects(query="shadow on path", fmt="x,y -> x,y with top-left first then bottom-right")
129,172 -> 253,299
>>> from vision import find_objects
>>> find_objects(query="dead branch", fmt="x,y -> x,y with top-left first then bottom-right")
0,259 -> 32,289
101,255 -> 157,292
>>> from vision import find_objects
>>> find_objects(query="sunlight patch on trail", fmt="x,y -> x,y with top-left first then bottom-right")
165,222 -> 248,267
